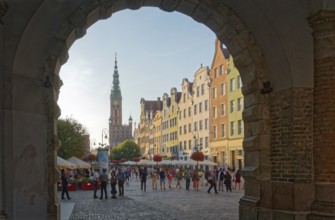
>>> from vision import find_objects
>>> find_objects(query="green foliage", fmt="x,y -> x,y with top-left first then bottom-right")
57,116 -> 87,159
110,140 -> 140,160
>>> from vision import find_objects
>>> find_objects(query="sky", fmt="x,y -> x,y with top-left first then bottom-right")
58,7 -> 216,148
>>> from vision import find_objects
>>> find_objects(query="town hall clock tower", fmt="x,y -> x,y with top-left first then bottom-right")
109,54 -> 133,148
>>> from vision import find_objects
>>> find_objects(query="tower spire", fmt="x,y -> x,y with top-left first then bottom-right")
111,52 -> 121,97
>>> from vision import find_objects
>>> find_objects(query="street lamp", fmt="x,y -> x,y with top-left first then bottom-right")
193,133 -> 203,152
99,128 -> 109,148
90,138 -> 96,152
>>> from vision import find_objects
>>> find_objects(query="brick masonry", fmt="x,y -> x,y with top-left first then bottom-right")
270,88 -> 313,183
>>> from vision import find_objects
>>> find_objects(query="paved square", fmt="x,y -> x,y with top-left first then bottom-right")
59,178 -> 243,220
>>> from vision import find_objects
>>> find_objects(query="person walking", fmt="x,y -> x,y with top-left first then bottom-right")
151,170 -> 158,190
116,168 -> 126,196
61,169 -> 71,200
224,170 -> 233,192
207,170 -> 218,194
218,169 -> 225,192
93,169 -> 99,199
234,169 -> 242,190
110,170 -> 117,199
184,168 -> 191,190
192,169 -> 200,191
159,168 -> 166,190
99,169 -> 108,200
167,170 -> 173,189
140,167 -> 147,192
175,170 -> 182,189
204,170 -> 210,186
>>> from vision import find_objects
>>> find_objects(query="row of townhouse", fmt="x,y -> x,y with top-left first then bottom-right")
135,39 -> 244,170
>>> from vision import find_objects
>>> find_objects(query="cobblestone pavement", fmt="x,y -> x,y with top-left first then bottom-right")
59,178 -> 243,220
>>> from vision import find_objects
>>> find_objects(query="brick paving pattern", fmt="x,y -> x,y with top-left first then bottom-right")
59,178 -> 243,220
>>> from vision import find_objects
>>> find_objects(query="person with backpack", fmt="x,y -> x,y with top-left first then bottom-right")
99,169 -> 108,200
110,170 -> 117,199
140,166 -> 147,192
116,168 -> 126,196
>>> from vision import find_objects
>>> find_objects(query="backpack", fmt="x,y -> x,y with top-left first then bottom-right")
100,173 -> 108,182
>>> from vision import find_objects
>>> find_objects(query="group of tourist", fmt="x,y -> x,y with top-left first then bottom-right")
60,166 -> 242,200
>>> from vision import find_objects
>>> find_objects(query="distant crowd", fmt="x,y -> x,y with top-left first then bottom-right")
60,166 -> 243,200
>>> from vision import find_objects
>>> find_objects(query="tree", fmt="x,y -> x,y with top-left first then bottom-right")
82,154 -> 97,162
57,116 -> 88,159
110,140 -> 140,160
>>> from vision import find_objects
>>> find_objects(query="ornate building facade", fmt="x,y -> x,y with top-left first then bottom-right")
109,54 -> 133,148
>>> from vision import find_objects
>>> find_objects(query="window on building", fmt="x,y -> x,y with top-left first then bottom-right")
197,86 -> 200,97
179,111 -> 181,120
184,125 -> 187,134
204,100 -> 208,111
194,104 -> 197,115
230,100 -> 235,113
199,120 -> 203,130
172,106 -> 174,113
212,106 -> 217,118
237,75 -> 242,88
205,118 -> 208,130
201,84 -> 205,95
237,97 -> 243,111
205,137 -> 209,148
221,124 -> 225,137
220,83 -> 225,96
212,87 -> 217,99
194,121 -> 198,131
200,137 -> 203,147
221,104 -> 225,116
230,78 -> 235,91
188,107 -> 191,116
183,93 -> 186,102
183,109 -> 186,118
184,141 -> 187,150
179,127 -> 182,135
230,121 -> 235,136
180,142 -> 182,151
214,68 -> 218,78
213,126 -> 217,138
188,123 -> 191,133
188,140 -> 192,150
199,102 -> 202,113
238,120 -> 243,135
220,65 -> 224,75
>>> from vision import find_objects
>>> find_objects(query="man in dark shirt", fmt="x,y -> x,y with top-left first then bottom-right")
159,168 -> 166,190
61,169 -> 71,200
140,166 -> 147,192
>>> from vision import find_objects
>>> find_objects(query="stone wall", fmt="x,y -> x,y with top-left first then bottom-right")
270,88 -> 313,183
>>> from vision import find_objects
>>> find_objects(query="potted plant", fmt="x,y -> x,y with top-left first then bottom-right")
81,178 -> 94,190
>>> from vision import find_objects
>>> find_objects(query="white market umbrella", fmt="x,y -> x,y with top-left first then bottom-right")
185,159 -> 198,166
122,161 -> 136,165
67,156 -> 91,169
137,159 -> 150,165
57,156 -> 76,169
200,160 -> 218,166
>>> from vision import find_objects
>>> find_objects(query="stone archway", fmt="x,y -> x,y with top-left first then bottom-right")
4,0 -> 328,219
43,1 -> 269,219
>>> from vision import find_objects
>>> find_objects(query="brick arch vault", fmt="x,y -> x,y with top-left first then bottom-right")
2,0 -> 335,219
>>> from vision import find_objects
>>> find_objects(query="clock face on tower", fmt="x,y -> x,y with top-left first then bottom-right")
113,100 -> 118,106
